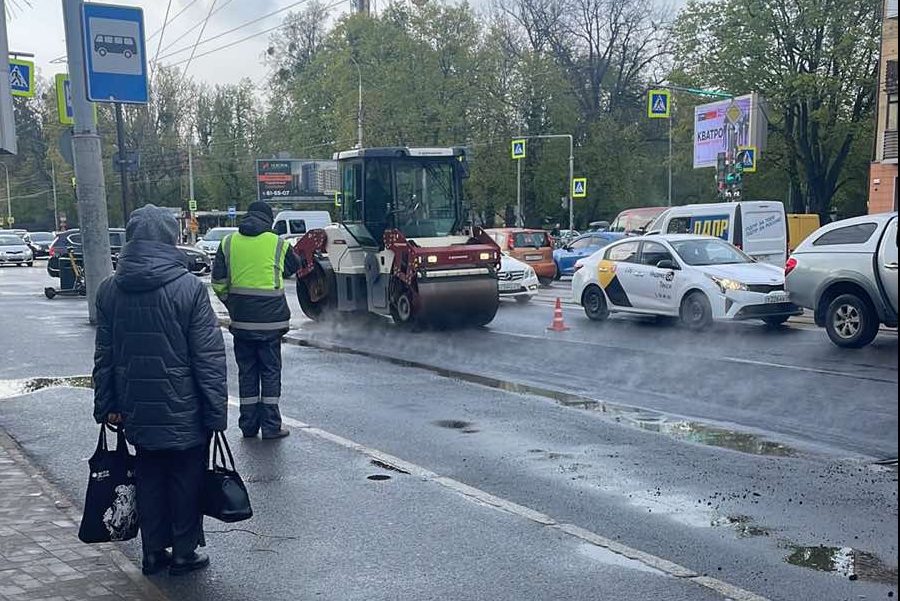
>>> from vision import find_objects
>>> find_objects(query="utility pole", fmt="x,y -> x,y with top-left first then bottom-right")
349,57 -> 363,149
516,159 -> 522,226
63,0 -> 112,324
667,109 -> 673,207
0,0 -> 17,155
50,160 -> 59,230
1,162 -> 9,225
114,104 -> 129,225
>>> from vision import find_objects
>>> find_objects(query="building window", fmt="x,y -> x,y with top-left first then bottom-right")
887,0 -> 898,18
888,93 -> 899,132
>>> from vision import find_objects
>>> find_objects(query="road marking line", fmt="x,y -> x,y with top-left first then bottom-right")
227,398 -> 771,600
720,356 -> 897,383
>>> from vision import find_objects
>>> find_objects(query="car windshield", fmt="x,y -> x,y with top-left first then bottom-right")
29,233 -> 54,242
0,235 -> 24,245
514,232 -> 548,248
610,210 -> 662,233
394,160 -> 457,237
670,238 -> 752,266
204,228 -> 236,241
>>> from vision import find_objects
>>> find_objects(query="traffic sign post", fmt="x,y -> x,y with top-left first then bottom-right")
8,58 -> 34,97
188,199 -> 198,212
511,139 -> 526,160
572,178 -> 587,199
81,3 -> 149,104
737,145 -> 757,173
511,139 -> 526,226
647,89 -> 671,119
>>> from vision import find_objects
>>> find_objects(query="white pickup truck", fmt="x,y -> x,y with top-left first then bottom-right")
786,213 -> 898,348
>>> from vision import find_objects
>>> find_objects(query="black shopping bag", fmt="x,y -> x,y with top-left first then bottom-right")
203,432 -> 252,523
78,424 -> 139,543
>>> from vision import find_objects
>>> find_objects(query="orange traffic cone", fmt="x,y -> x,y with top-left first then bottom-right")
547,297 -> 570,332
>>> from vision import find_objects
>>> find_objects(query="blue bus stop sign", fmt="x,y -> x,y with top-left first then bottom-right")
228,207 -> 237,219
81,3 -> 149,104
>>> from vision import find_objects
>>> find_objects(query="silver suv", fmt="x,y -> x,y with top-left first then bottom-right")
786,213 -> 898,348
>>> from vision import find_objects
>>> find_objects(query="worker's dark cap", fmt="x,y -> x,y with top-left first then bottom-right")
247,201 -> 273,219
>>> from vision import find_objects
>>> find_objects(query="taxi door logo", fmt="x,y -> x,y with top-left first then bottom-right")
597,260 -> 632,307
691,215 -> 730,240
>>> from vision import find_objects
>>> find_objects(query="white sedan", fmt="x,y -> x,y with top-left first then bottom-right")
498,254 -> 539,303
571,234 -> 802,330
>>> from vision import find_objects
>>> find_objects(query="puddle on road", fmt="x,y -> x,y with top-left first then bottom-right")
711,515 -> 771,538
785,545 -> 899,584
0,376 -> 93,400
433,420 -> 480,434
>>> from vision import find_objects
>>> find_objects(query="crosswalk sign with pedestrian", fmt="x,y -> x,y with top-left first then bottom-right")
511,139 -> 526,160
647,89 -> 670,119
9,59 -> 35,98
572,178 -> 587,199
737,146 -> 758,173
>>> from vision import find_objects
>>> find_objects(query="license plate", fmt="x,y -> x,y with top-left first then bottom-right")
499,282 -> 520,292
526,254 -> 542,261
765,292 -> 789,304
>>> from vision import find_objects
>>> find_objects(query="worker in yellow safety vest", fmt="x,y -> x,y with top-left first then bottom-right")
212,202 -> 301,439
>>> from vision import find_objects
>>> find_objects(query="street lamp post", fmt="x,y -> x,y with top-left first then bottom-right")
0,162 -> 10,226
349,56 -> 363,149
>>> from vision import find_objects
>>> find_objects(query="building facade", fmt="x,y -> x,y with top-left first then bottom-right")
870,0 -> 899,214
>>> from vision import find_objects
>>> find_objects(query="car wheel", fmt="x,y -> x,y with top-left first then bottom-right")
680,291 -> 713,331
538,276 -> 554,287
553,265 -> 562,281
825,293 -> 879,348
582,285 -> 609,321
515,295 -> 532,304
762,315 -> 790,328
123,50 -> 133,59
26,261 -> 33,267
98,47 -> 107,56
390,287 -> 417,327
44,287 -> 56,299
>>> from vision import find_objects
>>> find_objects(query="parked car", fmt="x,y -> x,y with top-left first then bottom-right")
195,227 -> 238,258
786,213 -> 898,348
485,228 -> 557,285
609,207 -> 667,235
646,201 -> 788,267
273,211 -> 332,242
497,254 -> 539,302
0,233 -> 33,266
47,229 -> 126,278
23,231 -> 55,258
553,232 -> 624,278
178,245 -> 212,275
572,234 -> 801,330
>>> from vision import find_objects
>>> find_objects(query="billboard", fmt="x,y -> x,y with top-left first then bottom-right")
256,159 -> 338,203
693,93 -> 767,169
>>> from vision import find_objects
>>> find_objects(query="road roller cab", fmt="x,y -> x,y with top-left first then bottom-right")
294,147 -> 501,327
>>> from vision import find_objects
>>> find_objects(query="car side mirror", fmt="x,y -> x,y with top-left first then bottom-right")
656,259 -> 679,270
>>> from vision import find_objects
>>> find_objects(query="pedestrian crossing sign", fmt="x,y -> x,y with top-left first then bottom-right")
737,145 -> 758,173
9,59 -> 35,98
648,89 -> 670,119
572,178 -> 587,199
511,139 -> 526,160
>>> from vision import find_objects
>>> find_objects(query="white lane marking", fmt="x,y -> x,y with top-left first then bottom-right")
491,329 -> 896,383
227,398 -> 771,601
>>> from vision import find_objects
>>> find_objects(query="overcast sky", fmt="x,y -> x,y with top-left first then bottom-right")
7,0 -> 493,89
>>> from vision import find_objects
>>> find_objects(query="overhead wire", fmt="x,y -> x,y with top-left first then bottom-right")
156,0 -> 326,61
163,0 -> 351,68
151,0 -> 175,78
157,0 -> 235,57
146,0 -> 201,42
181,0 -> 220,83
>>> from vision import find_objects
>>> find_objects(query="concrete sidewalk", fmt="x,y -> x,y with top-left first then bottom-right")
0,431 -> 163,601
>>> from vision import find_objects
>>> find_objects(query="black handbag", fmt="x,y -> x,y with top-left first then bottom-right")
78,423 -> 139,543
203,432 -> 252,523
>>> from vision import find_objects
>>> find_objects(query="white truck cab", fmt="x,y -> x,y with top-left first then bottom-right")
647,201 -> 788,266
273,211 -> 333,242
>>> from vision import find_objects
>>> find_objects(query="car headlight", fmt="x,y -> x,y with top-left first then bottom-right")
525,267 -> 536,278
707,275 -> 747,293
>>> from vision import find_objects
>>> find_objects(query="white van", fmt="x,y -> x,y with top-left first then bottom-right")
273,211 -> 333,241
646,201 -> 788,266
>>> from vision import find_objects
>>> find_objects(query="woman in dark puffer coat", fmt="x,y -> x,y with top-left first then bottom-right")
93,204 -> 228,576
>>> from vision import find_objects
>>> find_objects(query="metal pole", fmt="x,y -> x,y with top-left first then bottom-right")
63,0 -> 112,324
0,0 -> 17,155
667,111 -> 673,207
516,159 -> 522,227
188,143 -> 195,206
50,161 -> 59,230
115,103 -> 129,225
568,135 -> 574,233
350,57 -> 363,149
1,163 -> 9,224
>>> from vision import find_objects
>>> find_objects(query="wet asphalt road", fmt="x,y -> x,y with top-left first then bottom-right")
1,264 -> 898,600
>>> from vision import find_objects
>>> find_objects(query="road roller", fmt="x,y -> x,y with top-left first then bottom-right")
293,146 -> 501,328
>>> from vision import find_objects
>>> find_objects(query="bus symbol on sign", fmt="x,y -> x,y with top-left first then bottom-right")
94,34 -> 137,58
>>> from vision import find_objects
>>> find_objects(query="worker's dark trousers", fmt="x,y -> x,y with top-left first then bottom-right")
134,445 -> 206,558
234,337 -> 284,436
